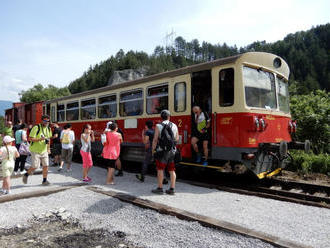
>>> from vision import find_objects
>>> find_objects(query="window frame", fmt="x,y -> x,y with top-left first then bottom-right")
146,83 -> 169,115
219,68 -> 234,107
80,98 -> 96,120
119,88 -> 144,117
66,101 -> 79,121
174,82 -> 187,112
98,94 -> 117,119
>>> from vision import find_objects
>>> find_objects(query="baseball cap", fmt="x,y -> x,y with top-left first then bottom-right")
3,136 -> 15,144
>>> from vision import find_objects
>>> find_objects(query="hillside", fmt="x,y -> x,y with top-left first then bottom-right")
68,23 -> 329,96
0,100 -> 12,117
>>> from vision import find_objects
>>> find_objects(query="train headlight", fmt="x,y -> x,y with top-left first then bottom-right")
259,118 -> 266,131
273,57 -> 282,68
254,117 -> 259,131
288,121 -> 293,133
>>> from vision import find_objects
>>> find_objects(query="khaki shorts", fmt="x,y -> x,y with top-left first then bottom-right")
1,162 -> 14,177
61,148 -> 73,164
31,152 -> 49,169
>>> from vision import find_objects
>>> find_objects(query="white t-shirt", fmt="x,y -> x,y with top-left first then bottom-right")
156,120 -> 178,140
60,130 -> 75,149
0,146 -> 18,167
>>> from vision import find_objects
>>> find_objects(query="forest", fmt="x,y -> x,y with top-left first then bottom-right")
68,24 -> 329,95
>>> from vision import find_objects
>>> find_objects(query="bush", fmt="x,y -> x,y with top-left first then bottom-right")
290,90 -> 330,154
288,151 -> 329,174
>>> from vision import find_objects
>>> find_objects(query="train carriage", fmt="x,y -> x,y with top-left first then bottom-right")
37,52 -> 308,178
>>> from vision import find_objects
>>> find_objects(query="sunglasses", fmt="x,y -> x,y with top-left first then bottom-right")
42,120 -> 50,123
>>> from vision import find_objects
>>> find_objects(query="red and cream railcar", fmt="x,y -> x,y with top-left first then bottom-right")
45,52 -> 306,178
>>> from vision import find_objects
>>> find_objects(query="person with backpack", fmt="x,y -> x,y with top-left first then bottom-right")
151,110 -> 179,195
191,105 -> 211,166
23,115 -> 52,185
14,123 -> 28,175
58,123 -> 75,172
136,120 -> 154,182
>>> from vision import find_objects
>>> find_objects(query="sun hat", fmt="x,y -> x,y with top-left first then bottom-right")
3,136 -> 15,144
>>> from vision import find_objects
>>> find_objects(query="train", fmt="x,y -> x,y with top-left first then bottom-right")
5,52 -> 309,178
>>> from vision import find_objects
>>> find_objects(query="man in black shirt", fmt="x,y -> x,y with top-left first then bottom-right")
136,120 -> 154,182
51,122 -> 62,166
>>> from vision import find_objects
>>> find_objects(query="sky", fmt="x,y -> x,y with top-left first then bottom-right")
0,0 -> 329,102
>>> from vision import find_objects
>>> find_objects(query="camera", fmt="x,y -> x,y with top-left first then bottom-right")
45,139 -> 49,145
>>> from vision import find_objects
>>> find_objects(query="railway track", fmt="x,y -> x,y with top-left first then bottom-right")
180,177 -> 330,209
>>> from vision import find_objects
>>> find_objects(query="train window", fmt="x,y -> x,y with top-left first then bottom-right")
277,76 -> 290,113
98,95 -> 117,118
120,89 -> 143,116
66,102 -> 79,121
147,84 -> 168,114
81,99 -> 96,120
46,104 -> 51,116
174,82 -> 186,112
219,68 -> 234,107
51,106 -> 56,122
243,66 -> 277,109
57,104 -> 65,122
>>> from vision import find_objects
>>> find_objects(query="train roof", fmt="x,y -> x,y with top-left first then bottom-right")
46,52 -> 288,103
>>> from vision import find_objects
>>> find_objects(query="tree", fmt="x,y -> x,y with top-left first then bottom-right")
19,84 -> 71,103
290,90 -> 330,154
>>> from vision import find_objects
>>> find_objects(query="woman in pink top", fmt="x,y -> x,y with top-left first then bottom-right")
102,122 -> 123,184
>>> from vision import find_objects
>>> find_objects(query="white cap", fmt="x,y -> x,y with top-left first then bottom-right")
106,121 -> 113,129
3,136 -> 15,144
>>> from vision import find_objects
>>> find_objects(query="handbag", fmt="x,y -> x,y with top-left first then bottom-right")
19,142 -> 30,156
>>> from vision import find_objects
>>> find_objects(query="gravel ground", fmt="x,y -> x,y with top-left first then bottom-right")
2,161 -> 330,247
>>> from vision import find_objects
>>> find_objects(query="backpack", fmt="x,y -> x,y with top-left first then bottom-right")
158,122 -> 176,151
62,132 -> 70,144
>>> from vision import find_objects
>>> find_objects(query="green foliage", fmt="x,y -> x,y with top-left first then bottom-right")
288,151 -> 329,174
67,24 -> 329,96
290,90 -> 330,154
19,84 -> 71,103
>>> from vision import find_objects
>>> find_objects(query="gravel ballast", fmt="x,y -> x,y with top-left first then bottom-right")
2,162 -> 329,247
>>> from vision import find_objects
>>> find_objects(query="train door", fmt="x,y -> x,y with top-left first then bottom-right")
191,70 -> 212,159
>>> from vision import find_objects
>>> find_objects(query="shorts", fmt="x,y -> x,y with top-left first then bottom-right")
1,162 -> 14,177
61,148 -> 73,164
31,152 -> 49,169
80,150 -> 93,168
104,159 -> 116,168
52,143 -> 62,156
192,131 -> 209,141
155,150 -> 176,171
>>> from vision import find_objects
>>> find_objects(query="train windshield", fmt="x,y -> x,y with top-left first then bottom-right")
243,66 -> 277,110
277,76 -> 290,113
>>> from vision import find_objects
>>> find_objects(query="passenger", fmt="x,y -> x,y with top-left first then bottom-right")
151,110 -> 179,195
103,121 -> 124,177
0,136 -> 19,195
58,123 -> 75,172
136,120 -> 154,182
14,123 -> 28,175
51,122 -> 62,167
102,122 -> 123,185
2,121 -> 13,138
80,124 -> 95,182
23,115 -> 52,185
191,106 -> 211,166
12,119 -> 23,135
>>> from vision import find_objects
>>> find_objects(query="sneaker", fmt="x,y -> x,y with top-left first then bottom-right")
162,178 -> 168,185
151,187 -> 164,194
83,178 -> 91,182
42,180 -> 51,186
58,167 -> 63,172
195,154 -> 202,163
136,174 -> 145,182
20,170 -> 27,174
87,176 -> 92,181
202,161 -> 208,166
165,188 -> 175,195
115,170 -> 123,177
13,171 -> 18,176
22,174 -> 28,184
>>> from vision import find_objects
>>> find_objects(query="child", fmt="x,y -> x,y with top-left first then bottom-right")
80,124 -> 95,182
58,123 -> 75,172
0,136 -> 19,195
